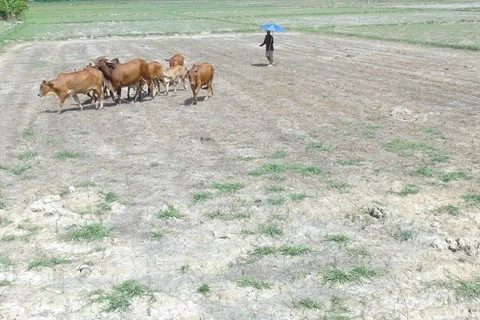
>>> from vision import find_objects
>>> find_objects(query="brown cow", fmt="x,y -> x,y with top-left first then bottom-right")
92,57 -> 154,104
163,65 -> 187,95
165,54 -> 184,68
129,61 -> 168,100
38,69 -> 104,114
187,63 -> 214,105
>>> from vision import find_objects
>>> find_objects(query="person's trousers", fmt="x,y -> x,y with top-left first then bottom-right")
265,50 -> 274,64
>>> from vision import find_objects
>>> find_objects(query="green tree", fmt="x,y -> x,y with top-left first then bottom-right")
0,0 -> 28,21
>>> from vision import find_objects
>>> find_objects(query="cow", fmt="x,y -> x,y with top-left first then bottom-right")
127,61 -> 168,100
38,69 -> 104,114
165,53 -> 184,68
92,57 -> 154,104
187,63 -> 214,105
162,65 -> 187,95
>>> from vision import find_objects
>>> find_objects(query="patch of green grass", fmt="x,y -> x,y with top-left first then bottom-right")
17,151 -> 38,161
326,180 -> 351,192
250,246 -> 277,258
266,185 -> 285,193
347,247 -> 370,258
293,297 -> 323,310
0,256 -> 13,267
0,216 -> 12,226
269,150 -> 288,159
1,235 -> 15,242
420,126 -> 446,139
266,196 -> 286,206
279,245 -> 310,256
349,266 -> 379,282
28,257 -> 70,270
196,283 -> 210,295
299,165 -> 324,176
439,171 -> 470,182
436,205 -> 460,216
104,192 -> 119,203
94,203 -> 112,216
462,193 -> 480,207
0,280 -> 11,286
385,139 -> 449,162
236,277 -> 271,290
207,210 -> 251,220
289,193 -> 309,201
91,280 -> 153,312
10,164 -> 31,175
362,124 -> 379,139
193,192 -> 213,203
77,180 -> 96,188
157,205 -> 182,219
248,163 -> 288,176
337,158 -> 364,166
395,184 -> 420,197
66,223 -> 110,242
307,142 -> 330,152
259,224 -> 283,237
324,266 -> 379,285
325,234 -> 351,246
21,128 -> 34,140
180,264 -> 190,273
268,174 -> 287,182
393,227 -> 416,242
54,150 -> 83,160
148,229 -> 167,240
149,162 -> 159,168
412,165 -> 436,177
324,268 -> 351,284
456,280 -> 480,299
213,182 -> 245,193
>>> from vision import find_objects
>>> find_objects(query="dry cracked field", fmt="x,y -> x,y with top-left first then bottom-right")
0,33 -> 479,319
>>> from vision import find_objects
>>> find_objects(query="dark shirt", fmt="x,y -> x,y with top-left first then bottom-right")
260,34 -> 274,51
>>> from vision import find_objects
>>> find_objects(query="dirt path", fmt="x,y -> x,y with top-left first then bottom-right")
0,33 -> 479,319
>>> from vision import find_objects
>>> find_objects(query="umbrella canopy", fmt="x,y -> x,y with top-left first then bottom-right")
261,23 -> 286,33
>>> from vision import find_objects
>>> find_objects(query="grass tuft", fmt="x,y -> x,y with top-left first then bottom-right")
436,205 -> 460,216
279,245 -> 310,256
237,277 -> 271,289
393,227 -> 416,242
269,150 -> 288,159
213,182 -> 245,193
293,297 -> 323,310
385,139 -> 449,162
456,280 -> 480,299
66,223 -> 110,242
248,163 -> 288,176
307,142 -> 330,152
193,192 -> 213,203
325,234 -> 351,246
395,184 -> 420,197
462,193 -> 480,207
28,257 -> 70,270
91,280 -> 153,312
54,150 -> 83,160
196,283 -> 210,294
157,205 -> 182,219
104,192 -> 119,203
259,224 -> 284,237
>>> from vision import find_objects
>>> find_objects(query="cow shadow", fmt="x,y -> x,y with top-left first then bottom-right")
183,96 -> 210,106
43,100 -> 118,114
251,63 -> 270,67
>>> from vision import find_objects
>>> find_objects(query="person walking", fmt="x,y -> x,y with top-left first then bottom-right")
260,30 -> 274,66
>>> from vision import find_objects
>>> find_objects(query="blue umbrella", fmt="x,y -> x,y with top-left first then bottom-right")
261,23 -> 286,33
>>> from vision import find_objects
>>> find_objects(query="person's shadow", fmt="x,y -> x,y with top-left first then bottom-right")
251,63 -> 270,67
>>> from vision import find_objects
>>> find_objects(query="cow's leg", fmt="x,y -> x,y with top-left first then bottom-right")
98,88 -> 104,110
157,78 -> 166,96
182,76 -> 187,90
57,97 -> 66,114
206,81 -> 214,100
148,79 -> 155,99
73,94 -> 83,110
193,87 -> 200,105
116,87 -> 122,104
165,80 -> 170,96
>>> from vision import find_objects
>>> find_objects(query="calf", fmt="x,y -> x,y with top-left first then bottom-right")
187,63 -> 214,105
38,69 -> 104,114
163,65 -> 187,95
93,57 -> 154,104
165,53 -> 184,68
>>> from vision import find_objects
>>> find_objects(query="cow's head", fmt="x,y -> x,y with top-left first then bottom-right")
187,64 -> 200,87
38,80 -> 54,97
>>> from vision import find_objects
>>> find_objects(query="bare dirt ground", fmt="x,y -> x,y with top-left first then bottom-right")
0,33 -> 479,319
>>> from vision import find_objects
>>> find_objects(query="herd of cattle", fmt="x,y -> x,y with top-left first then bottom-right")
38,54 -> 215,113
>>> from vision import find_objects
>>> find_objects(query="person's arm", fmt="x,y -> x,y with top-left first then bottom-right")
260,36 -> 267,47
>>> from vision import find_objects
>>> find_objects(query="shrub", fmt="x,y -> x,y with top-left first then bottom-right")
0,0 -> 28,21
